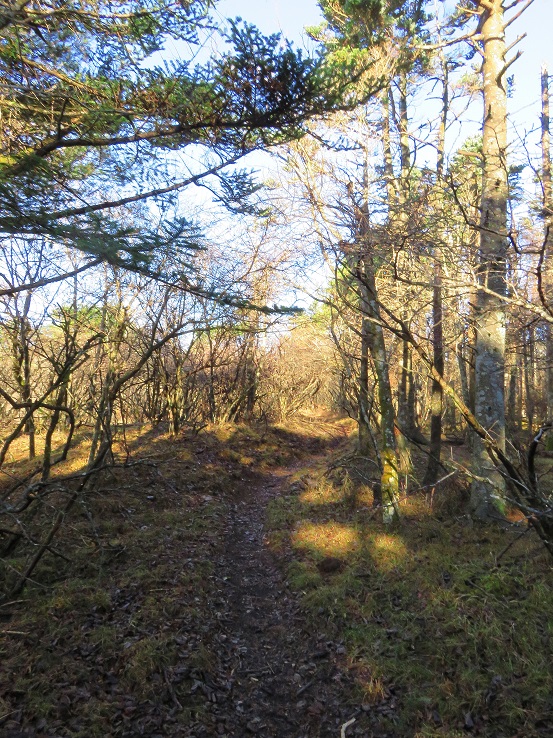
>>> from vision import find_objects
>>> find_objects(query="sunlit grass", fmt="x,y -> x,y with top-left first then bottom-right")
269,462 -> 553,737
300,481 -> 344,505
370,533 -> 408,570
293,521 -> 360,557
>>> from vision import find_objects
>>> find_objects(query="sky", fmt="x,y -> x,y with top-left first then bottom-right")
213,0 -> 324,46
213,0 -> 553,131
205,0 -> 553,306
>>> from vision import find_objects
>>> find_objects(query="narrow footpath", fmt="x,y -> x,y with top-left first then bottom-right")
187,463 -> 375,738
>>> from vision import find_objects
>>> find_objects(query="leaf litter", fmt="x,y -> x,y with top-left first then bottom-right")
1,418 -> 375,737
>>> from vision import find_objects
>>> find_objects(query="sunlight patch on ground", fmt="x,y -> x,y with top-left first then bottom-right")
398,494 -> 433,519
299,483 -> 343,505
370,533 -> 408,571
292,521 -> 360,557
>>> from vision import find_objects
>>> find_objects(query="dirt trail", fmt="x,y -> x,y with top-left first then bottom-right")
187,460 -> 372,738
1,421 -> 378,738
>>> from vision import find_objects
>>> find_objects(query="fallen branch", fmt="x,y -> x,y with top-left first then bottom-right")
495,525 -> 534,564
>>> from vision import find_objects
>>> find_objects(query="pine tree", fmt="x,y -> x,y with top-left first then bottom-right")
0,1 -> 355,281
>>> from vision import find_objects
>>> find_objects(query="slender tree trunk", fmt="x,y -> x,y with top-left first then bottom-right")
423,259 -> 444,486
397,71 -> 410,208
12,292 -> 36,459
398,315 -> 411,433
523,325 -> 535,434
20,312 -> 35,459
457,337 -> 471,410
355,163 -> 400,523
381,89 -> 398,205
205,330 -> 217,422
395,72 -> 416,442
388,77 -> 415,473
471,0 -> 508,518
515,351 -> 523,434
42,387 -> 67,480
424,56 -> 448,486
359,261 -> 400,524
358,314 -> 373,457
506,351 -> 518,432
541,66 -> 553,448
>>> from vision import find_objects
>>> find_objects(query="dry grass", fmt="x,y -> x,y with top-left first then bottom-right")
268,459 -> 553,737
0,415 -> 346,736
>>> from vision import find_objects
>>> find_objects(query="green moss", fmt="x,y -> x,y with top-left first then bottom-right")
267,495 -> 302,528
268,463 -> 553,736
287,560 -> 321,590
120,635 -> 177,695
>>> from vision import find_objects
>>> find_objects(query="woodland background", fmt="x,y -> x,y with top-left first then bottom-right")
1,1 -> 553,736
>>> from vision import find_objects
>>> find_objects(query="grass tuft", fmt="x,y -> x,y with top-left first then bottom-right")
269,463 -> 553,737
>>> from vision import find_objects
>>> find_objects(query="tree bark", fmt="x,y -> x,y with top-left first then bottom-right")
471,0 -> 508,518
423,55 -> 448,487
355,163 -> 400,523
523,325 -> 535,435
358,313 -> 373,458
359,259 -> 400,524
423,258 -> 444,487
541,66 -> 553,448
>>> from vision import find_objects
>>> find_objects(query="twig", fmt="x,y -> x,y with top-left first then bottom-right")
495,525 -> 533,564
0,600 -> 26,608
341,717 -> 356,737
419,470 -> 457,491
296,679 -> 316,696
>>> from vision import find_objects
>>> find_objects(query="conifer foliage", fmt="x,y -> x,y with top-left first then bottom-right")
0,0 -> 354,274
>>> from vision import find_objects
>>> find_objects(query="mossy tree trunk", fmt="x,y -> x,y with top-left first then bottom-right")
355,151 -> 400,524
358,260 -> 400,524
470,0 -> 508,518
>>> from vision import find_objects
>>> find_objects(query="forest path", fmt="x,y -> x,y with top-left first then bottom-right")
1,418 -> 379,738
189,438 -> 373,738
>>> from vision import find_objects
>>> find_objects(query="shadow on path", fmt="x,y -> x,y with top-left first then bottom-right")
189,453 -> 375,738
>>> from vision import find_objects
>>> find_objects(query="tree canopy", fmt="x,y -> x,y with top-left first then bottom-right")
0,0 -> 367,279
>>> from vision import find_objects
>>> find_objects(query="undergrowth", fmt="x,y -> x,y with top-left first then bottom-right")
0,417 -> 342,736
267,461 -> 553,737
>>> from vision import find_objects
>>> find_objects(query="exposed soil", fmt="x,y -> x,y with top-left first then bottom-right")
188,463 -> 373,738
1,421 -> 375,738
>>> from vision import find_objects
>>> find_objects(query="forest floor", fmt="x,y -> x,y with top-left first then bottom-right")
1,415 -> 553,738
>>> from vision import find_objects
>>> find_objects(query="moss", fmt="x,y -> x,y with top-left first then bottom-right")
287,560 -> 322,590
267,495 -> 302,528
268,462 -> 553,736
119,635 -> 178,695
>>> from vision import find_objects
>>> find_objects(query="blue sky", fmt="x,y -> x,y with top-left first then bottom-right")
213,0 -> 324,46
214,0 -> 552,126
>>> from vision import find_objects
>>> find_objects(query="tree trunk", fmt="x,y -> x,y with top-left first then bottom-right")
12,292 -> 36,459
398,317 -> 411,434
358,314 -> 373,457
423,56 -> 448,487
506,350 -> 518,432
20,312 -> 35,460
381,89 -> 398,206
359,258 -> 400,524
423,258 -> 444,487
541,66 -> 553,448
471,0 -> 508,518
523,325 -> 535,435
